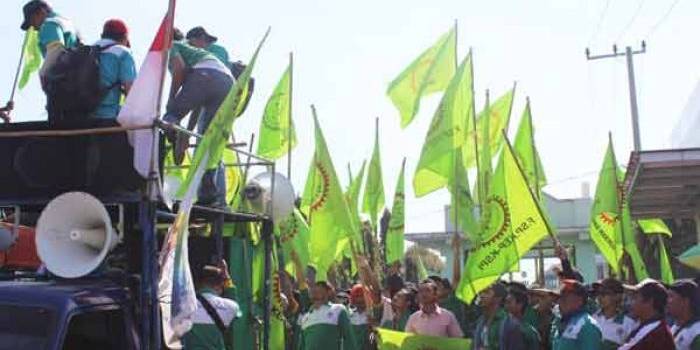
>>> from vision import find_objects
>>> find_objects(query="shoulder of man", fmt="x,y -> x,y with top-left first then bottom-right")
201,292 -> 241,325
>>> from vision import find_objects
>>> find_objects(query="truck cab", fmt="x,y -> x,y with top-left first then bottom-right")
0,278 -> 140,350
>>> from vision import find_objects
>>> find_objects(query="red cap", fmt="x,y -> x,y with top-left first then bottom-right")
103,19 -> 128,37
350,284 -> 367,303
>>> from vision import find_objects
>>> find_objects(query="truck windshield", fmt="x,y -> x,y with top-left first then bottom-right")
0,304 -> 55,350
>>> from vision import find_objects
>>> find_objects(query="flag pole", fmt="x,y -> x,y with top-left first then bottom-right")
287,52 -> 294,180
502,130 -> 559,243
609,132 -> 631,282
8,31 -> 30,108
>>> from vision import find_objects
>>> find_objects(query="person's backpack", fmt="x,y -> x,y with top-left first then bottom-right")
44,43 -> 116,123
229,61 -> 255,117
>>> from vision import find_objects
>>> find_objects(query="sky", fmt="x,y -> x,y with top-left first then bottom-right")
0,0 -> 697,233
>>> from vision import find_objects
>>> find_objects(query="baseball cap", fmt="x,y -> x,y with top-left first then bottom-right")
625,278 -> 668,306
593,278 -> 625,294
102,19 -> 128,37
350,284 -> 368,303
186,26 -> 217,43
669,280 -> 700,303
558,279 -> 588,298
21,0 -> 49,31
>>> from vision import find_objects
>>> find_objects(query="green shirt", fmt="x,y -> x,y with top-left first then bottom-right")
381,310 -> 410,331
298,303 -> 357,350
348,309 -> 370,350
182,287 -> 240,350
206,43 -> 230,65
475,309 -> 508,350
38,12 -> 78,57
171,41 -> 219,68
520,321 -> 541,350
551,311 -> 602,350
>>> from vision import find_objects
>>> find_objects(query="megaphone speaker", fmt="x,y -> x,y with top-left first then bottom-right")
36,192 -> 118,278
244,172 -> 295,222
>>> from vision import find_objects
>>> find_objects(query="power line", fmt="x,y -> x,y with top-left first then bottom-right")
588,0 -> 612,45
644,0 -> 683,39
616,0 -> 646,43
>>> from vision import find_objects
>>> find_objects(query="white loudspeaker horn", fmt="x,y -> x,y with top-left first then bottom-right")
36,192 -> 118,278
244,172 -> 295,222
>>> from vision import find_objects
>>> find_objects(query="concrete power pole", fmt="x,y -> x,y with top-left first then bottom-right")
586,42 -> 647,151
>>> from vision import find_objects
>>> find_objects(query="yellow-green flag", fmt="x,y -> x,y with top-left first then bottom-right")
638,219 -> 672,238
456,135 -> 552,303
589,138 -> 623,275
301,107 -> 356,279
19,28 -> 41,89
387,26 -> 457,128
416,255 -> 429,281
256,62 -> 296,159
278,208 -> 310,276
659,238 -> 674,284
223,148 -> 242,206
617,169 -> 649,281
449,148 -> 479,241
385,159 -> 406,265
345,161 -> 367,254
376,328 -> 471,350
475,91 -> 493,211
413,52 -> 474,197
362,120 -> 385,226
513,99 -> 547,197
462,86 -> 516,170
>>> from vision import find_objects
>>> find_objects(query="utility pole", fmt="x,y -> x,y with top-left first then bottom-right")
586,41 -> 646,151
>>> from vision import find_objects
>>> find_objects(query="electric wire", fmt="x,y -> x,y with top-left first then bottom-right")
616,0 -> 646,43
587,0 -> 612,46
644,0 -> 682,39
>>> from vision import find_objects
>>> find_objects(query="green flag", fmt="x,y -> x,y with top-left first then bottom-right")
413,52 -> 474,197
659,238 -> 674,284
462,86 -> 516,170
589,138 -> 623,275
456,135 -> 552,303
638,219 -> 672,238
362,120 -> 386,226
345,161 -> 367,254
178,29 -> 269,197
19,28 -> 41,89
376,328 -> 471,350
617,169 -> 649,281
223,148 -> 242,206
475,91 -> 493,211
513,99 -> 547,197
385,159 -> 406,265
278,208 -> 310,276
256,62 -> 296,159
301,107 -> 356,279
449,148 -> 479,241
387,26 -> 457,128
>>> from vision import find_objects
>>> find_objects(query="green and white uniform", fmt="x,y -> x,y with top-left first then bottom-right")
349,308 -> 370,350
551,310 -> 603,350
672,319 -> 700,350
298,303 -> 358,350
182,287 -> 241,350
593,311 -> 637,350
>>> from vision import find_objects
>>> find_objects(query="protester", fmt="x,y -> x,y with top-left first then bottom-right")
163,35 -> 234,206
381,288 -> 412,331
20,1 -> 78,80
186,26 -> 230,65
472,281 -> 525,350
506,288 -> 541,350
592,278 -> 638,350
529,287 -> 558,350
668,280 -> 700,350
619,279 -> 674,350
550,279 -> 602,350
297,281 -> 357,350
183,261 -> 241,350
92,19 -> 136,119
508,281 -> 540,330
429,275 -> 467,333
347,284 -> 371,350
405,279 -> 463,338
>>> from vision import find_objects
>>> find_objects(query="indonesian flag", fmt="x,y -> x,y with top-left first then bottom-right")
117,2 -> 175,178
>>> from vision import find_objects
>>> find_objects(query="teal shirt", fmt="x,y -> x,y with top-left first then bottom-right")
206,43 -> 230,65
93,39 -> 136,118
171,41 -> 219,68
38,12 -> 78,57
551,311 -> 602,350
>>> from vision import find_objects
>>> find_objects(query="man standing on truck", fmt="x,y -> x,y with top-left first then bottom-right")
183,261 -> 241,350
93,19 -> 136,119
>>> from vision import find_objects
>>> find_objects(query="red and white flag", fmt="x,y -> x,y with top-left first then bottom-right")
118,2 -> 175,177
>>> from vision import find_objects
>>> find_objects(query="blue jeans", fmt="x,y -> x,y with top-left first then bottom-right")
163,68 -> 233,206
